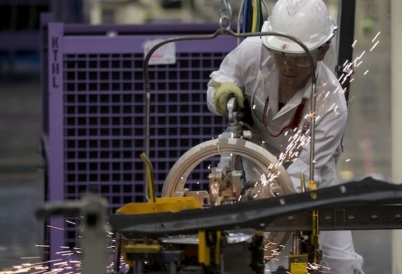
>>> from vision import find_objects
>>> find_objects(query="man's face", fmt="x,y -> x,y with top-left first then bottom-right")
270,50 -> 319,87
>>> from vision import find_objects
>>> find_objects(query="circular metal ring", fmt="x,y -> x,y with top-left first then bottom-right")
162,138 -> 295,260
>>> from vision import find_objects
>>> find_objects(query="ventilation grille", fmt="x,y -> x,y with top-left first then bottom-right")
62,52 -> 227,247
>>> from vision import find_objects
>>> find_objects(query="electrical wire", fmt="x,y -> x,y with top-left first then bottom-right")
242,0 -> 249,36
251,0 -> 258,32
237,0 -> 267,44
237,0 -> 246,45
246,0 -> 253,33
257,0 -> 262,31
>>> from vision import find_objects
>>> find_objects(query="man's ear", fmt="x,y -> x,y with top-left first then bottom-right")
317,43 -> 330,61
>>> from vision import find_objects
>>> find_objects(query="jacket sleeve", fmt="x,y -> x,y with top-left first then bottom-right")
206,44 -> 246,115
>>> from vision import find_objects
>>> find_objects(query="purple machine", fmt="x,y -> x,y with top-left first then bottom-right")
41,15 -> 237,263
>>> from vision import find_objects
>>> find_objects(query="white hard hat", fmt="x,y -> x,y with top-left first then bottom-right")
261,0 -> 338,54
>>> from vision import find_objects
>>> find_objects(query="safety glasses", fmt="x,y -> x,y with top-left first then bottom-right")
268,48 -> 320,68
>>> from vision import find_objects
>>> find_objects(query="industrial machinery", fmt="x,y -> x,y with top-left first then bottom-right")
37,176 -> 402,274
112,99 -> 298,274
36,1 -> 402,274
105,1 -> 327,272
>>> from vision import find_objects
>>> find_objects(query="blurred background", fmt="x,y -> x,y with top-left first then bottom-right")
0,0 -> 392,273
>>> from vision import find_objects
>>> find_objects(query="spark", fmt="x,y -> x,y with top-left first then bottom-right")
353,56 -> 361,64
32,260 -> 63,266
352,40 -> 357,48
20,257 -> 41,260
372,31 -> 381,42
48,268 -> 64,272
1,260 -> 63,274
55,251 -> 72,254
347,95 -> 356,103
364,70 -> 369,75
65,220 -> 76,225
53,262 -> 68,266
47,225 -> 64,231
35,245 -> 50,248
370,40 -> 379,52
346,69 -> 354,78
346,159 -> 351,162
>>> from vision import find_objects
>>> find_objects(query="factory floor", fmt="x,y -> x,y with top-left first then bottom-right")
0,70 -> 45,270
0,68 -> 392,274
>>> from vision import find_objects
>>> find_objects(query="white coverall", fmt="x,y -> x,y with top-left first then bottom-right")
206,37 -> 365,274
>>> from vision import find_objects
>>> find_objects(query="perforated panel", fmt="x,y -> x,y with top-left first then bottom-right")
63,53 -> 148,211
46,23 -> 236,250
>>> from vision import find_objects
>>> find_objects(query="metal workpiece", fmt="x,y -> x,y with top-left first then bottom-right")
161,135 -> 295,258
161,138 -> 294,198
36,193 -> 110,274
266,205 -> 402,231
109,177 -> 402,236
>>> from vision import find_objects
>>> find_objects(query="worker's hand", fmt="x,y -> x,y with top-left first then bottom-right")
214,82 -> 245,116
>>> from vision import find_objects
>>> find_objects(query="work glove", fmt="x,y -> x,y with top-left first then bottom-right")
214,82 -> 245,116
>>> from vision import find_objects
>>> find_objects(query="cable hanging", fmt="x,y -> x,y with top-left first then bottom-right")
237,0 -> 269,44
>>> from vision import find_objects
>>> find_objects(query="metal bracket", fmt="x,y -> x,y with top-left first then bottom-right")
219,0 -> 232,31
109,177 -> 402,236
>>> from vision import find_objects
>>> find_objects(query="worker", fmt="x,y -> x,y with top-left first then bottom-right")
206,0 -> 364,273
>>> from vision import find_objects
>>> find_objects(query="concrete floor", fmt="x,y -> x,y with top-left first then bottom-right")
0,180 -> 45,269
0,67 -> 393,274
0,70 -> 45,271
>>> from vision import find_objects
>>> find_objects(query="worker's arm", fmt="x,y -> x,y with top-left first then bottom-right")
207,38 -> 261,116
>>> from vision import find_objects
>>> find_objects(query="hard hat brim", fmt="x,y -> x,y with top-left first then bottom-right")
261,20 -> 338,54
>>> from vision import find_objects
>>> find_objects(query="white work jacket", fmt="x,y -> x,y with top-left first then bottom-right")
207,37 -> 348,191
